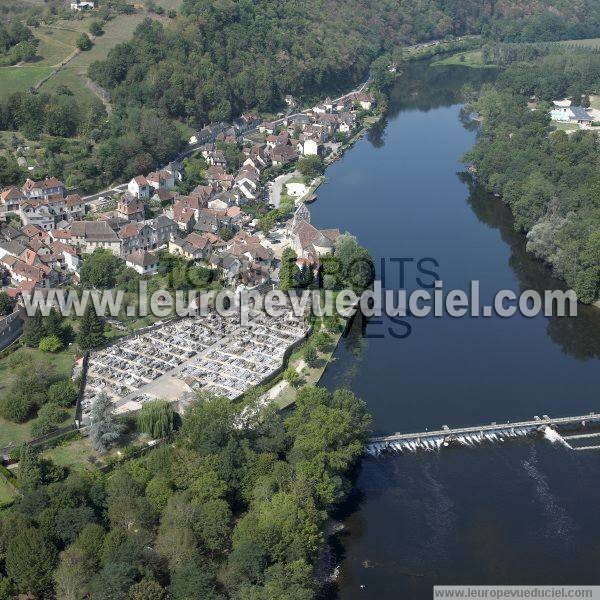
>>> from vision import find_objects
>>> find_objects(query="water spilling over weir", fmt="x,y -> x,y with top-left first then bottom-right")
366,413 -> 600,456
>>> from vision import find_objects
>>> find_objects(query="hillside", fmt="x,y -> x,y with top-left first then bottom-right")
89,0 -> 600,124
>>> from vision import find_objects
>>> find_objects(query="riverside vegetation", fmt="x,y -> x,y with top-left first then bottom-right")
463,45 -> 600,303
0,387 -> 371,599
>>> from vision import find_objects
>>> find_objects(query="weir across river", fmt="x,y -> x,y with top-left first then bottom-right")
366,412 -> 600,456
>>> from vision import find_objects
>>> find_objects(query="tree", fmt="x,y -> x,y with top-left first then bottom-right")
76,34 -> 92,51
129,579 -> 166,600
54,506 -> 96,545
5,527 -> 57,596
77,303 -> 105,351
74,523 -> 105,566
89,21 -> 104,36
17,444 -> 41,489
91,562 -> 137,600
0,387 -> 33,423
219,225 -> 235,241
179,395 -> 236,455
192,498 -> 232,552
39,334 -> 63,353
48,379 -> 78,407
0,354 -> 54,422
22,310 -> 44,347
80,249 -> 123,289
312,331 -> 331,352
107,495 -> 154,532
170,562 -> 217,600
303,344 -> 318,368
137,400 -> 175,438
145,474 -> 174,512
89,391 -> 123,453
284,367 -> 300,387
12,40 -> 37,62
155,523 -> 197,570
44,307 -> 68,341
225,536 -> 268,587
0,292 -> 13,315
575,267 -> 600,304
54,546 -> 95,600
279,247 -> 299,292
298,155 -> 325,179
259,211 -> 277,235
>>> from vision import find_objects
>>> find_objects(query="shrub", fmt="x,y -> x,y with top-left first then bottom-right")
0,390 -> 33,423
76,34 -> 92,51
312,331 -> 332,352
31,403 -> 68,437
48,379 -> 78,408
303,344 -> 318,367
283,367 -> 300,386
89,21 -> 104,36
38,335 -> 63,353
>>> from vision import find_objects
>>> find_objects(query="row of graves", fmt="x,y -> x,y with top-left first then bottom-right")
82,308 -> 308,422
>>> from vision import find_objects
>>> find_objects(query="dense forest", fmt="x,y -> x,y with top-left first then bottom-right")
463,48 -> 600,303
0,387 -> 371,599
483,5 -> 600,43
89,0 -> 600,125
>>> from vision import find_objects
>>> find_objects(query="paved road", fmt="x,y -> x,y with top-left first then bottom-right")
268,171 -> 298,207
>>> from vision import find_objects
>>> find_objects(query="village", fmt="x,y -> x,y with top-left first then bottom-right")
0,85 -> 378,419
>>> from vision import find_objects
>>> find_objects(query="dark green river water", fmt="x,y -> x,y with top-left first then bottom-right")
310,62 -> 600,599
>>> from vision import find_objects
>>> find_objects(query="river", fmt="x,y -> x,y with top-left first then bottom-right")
309,62 -> 600,599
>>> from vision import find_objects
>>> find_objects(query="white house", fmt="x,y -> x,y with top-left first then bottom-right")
208,198 -> 229,211
303,138 -> 320,156
125,250 -> 159,275
62,249 -> 81,272
549,105 -> 593,125
70,0 -> 95,10
147,170 -> 175,191
235,177 -> 258,200
19,202 -> 54,231
128,176 -> 151,200
354,92 -> 376,110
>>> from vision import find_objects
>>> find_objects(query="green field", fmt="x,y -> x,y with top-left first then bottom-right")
39,11 -> 155,103
433,50 -> 494,69
0,65 -> 54,99
0,346 -> 77,449
552,121 -> 579,131
41,437 -> 93,473
0,25 -> 81,100
32,26 -> 81,67
0,473 -> 17,507
0,9 -> 152,101
558,37 -> 600,48
40,67 -> 98,106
